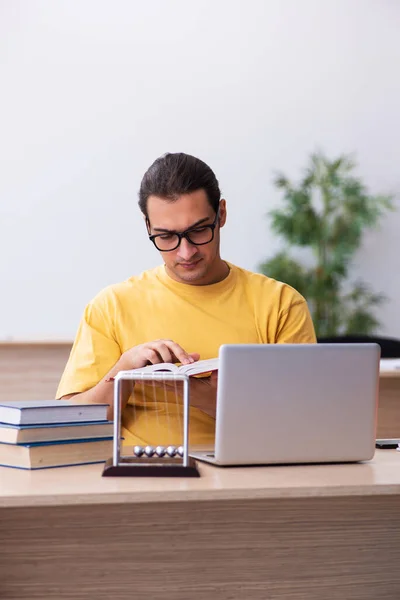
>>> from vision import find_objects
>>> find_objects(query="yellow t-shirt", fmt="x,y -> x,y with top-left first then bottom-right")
56,263 -> 316,446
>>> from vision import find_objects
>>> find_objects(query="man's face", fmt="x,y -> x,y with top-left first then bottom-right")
146,189 -> 226,285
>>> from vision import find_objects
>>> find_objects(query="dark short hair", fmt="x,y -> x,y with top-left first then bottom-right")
138,153 -> 221,217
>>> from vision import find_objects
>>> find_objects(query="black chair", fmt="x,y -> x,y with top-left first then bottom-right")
317,335 -> 400,359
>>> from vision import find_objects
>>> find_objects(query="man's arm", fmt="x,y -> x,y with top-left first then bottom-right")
187,372 -> 218,419
60,340 -> 199,421
60,355 -> 134,421
276,300 -> 316,343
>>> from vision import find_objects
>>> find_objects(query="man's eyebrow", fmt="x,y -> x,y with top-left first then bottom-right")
152,216 -> 211,233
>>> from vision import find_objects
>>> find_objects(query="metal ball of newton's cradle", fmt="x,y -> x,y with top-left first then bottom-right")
133,445 -> 144,457
144,445 -> 155,457
166,445 -> 177,457
133,445 -> 184,459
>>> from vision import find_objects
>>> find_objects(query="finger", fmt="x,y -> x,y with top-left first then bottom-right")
189,352 -> 200,362
142,348 -> 164,365
148,342 -> 173,364
161,340 -> 194,365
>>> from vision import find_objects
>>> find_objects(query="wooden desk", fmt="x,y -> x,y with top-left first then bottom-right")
377,373 -> 400,438
0,451 -> 400,599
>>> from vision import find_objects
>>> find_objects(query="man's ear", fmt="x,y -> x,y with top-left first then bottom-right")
144,215 -> 151,234
219,199 -> 227,228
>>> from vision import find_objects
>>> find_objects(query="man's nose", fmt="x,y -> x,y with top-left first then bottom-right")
177,238 -> 198,260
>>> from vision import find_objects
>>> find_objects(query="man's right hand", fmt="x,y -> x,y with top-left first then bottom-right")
62,340 -> 199,422
117,339 -> 200,372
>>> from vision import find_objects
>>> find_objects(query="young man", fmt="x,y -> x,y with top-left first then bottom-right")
57,153 -> 316,446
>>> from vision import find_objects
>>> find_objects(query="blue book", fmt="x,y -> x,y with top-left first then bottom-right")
0,400 -> 109,426
0,420 -> 113,445
0,437 -> 114,470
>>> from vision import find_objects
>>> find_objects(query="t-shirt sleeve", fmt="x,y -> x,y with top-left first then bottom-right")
56,300 -> 122,398
276,299 -> 317,344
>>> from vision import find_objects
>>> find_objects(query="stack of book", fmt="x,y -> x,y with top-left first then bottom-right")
0,400 -> 113,470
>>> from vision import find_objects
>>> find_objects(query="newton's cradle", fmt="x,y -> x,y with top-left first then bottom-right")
102,371 -> 200,477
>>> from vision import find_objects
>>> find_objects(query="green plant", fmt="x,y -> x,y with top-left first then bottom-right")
259,152 -> 394,337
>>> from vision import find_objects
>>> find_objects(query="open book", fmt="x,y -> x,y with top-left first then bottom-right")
127,357 -> 219,377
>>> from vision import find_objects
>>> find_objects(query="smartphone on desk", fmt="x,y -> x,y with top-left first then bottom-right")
375,439 -> 400,449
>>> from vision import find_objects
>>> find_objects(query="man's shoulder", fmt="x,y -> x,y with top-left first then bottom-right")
89,266 -> 162,309
231,263 -> 306,306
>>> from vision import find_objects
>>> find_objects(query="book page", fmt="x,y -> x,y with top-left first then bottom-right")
127,358 -> 218,376
129,363 -> 179,374
179,358 -> 219,376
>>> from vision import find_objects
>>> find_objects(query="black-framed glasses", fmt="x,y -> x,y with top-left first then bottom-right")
148,210 -> 220,252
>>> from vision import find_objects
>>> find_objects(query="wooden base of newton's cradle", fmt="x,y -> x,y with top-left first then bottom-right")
102,455 -> 200,477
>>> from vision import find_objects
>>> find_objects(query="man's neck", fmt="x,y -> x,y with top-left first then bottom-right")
199,260 -> 230,285
166,259 -> 230,286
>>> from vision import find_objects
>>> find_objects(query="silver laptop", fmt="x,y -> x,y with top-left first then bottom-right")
190,343 -> 380,466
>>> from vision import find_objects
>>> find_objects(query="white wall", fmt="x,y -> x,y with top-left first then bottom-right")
0,0 -> 399,340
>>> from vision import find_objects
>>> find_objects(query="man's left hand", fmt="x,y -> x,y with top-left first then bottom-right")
153,372 -> 218,419
187,372 -> 218,419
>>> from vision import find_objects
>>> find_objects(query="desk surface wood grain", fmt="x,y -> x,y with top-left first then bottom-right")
0,449 -> 399,508
1,457 -> 400,600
